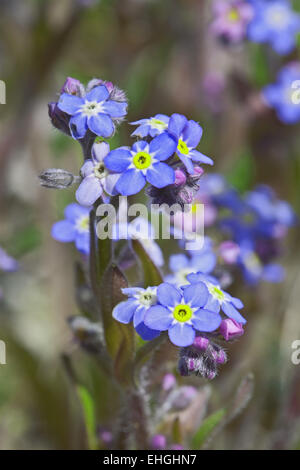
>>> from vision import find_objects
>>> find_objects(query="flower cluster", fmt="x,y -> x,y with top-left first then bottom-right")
113,279 -> 245,354
247,0 -> 300,55
196,175 -> 295,285
44,75 -> 300,383
210,0 -> 300,55
263,62 -> 300,124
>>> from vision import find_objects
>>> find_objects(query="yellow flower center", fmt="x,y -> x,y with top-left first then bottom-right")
77,216 -> 89,232
177,138 -> 189,155
150,118 -> 168,131
133,151 -> 152,170
245,253 -> 261,272
209,285 -> 225,301
173,304 -> 193,323
228,8 -> 240,22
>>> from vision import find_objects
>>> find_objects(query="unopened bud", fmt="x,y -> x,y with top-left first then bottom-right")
39,168 -> 80,189
68,316 -> 104,355
48,102 -> 71,135
174,168 -> 187,186
61,77 -> 84,96
193,336 -> 209,351
219,241 -> 240,265
162,373 -> 176,391
151,434 -> 167,450
219,318 -> 244,341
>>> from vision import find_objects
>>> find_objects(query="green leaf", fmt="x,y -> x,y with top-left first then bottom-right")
100,264 -> 135,387
76,385 -> 98,450
172,417 -> 182,445
132,239 -> 163,287
191,408 -> 227,449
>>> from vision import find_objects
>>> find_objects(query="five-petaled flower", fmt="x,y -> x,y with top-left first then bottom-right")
104,133 -> 177,196
247,0 -> 300,55
167,114 -> 213,174
144,282 -> 221,347
187,272 -> 246,324
130,114 -> 170,138
51,203 -> 91,254
76,142 -> 120,206
58,85 -> 127,139
112,287 -> 161,340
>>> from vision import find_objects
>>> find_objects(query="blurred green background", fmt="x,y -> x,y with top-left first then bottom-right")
0,0 -> 300,449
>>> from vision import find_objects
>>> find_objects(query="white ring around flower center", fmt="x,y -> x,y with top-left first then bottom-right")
80,100 -> 105,117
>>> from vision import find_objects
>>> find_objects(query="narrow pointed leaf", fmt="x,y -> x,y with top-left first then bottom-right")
132,239 -> 163,287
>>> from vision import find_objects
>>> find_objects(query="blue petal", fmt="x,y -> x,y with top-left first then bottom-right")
112,299 -> 138,324
178,153 -> 195,174
102,100 -> 127,117
189,150 -> 214,165
192,252 -> 216,274
85,85 -> 109,102
122,287 -> 144,297
183,282 -> 209,308
262,263 -> 285,283
115,169 -> 146,196
144,305 -> 172,331
169,254 -> 189,272
58,93 -> 84,115
75,232 -> 90,254
51,221 -> 75,242
168,323 -> 195,347
69,114 -> 88,139
80,160 -> 94,177
88,114 -> 114,138
131,124 -> 151,138
146,162 -> 175,188
168,113 -> 188,139
229,296 -> 244,309
247,19 -> 268,42
132,140 -> 148,153
64,203 -> 90,222
76,176 -> 103,207
149,132 -> 177,161
157,283 -> 182,307
133,305 -> 147,327
104,148 -> 132,172
222,302 -> 247,324
182,120 -> 203,148
135,322 -> 161,341
92,141 -> 110,162
272,33 -> 295,55
192,309 -> 222,332
204,295 -> 220,313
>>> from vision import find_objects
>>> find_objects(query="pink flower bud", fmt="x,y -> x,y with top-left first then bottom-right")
61,77 -> 83,96
151,434 -> 167,450
219,241 -> 240,265
216,349 -> 227,364
174,168 -> 187,186
162,373 -> 176,391
220,318 -> 244,341
170,444 -> 184,450
193,336 -> 209,351
193,166 -> 204,176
